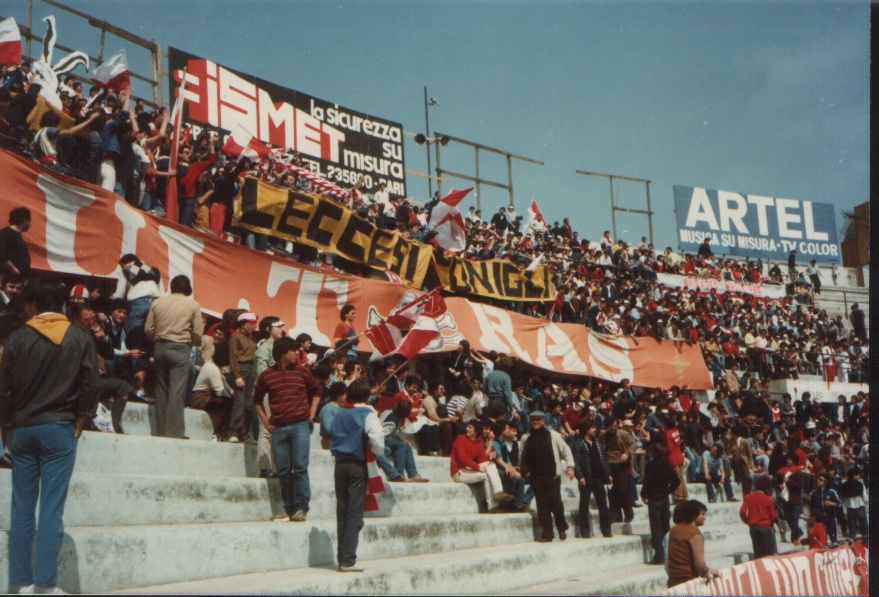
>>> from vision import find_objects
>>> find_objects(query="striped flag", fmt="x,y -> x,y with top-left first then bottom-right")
386,288 -> 446,329
166,70 -> 187,222
427,188 -> 471,252
222,124 -> 272,162
91,49 -> 130,89
0,17 -> 21,67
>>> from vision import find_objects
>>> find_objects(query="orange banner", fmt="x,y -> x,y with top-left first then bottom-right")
0,149 -> 713,388
664,542 -> 869,596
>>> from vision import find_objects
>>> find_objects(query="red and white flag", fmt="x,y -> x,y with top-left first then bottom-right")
0,17 -> 22,66
392,316 -> 441,361
386,288 -> 446,329
527,199 -> 544,231
364,448 -> 385,511
365,315 -> 440,362
222,124 -> 272,162
91,49 -> 130,90
427,188 -> 471,252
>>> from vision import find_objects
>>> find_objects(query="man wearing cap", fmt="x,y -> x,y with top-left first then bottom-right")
228,312 -> 258,443
145,275 -> 202,438
255,316 -> 286,473
521,410 -> 575,542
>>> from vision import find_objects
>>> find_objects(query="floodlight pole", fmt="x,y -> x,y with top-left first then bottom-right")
576,170 -> 654,246
424,86 -> 432,198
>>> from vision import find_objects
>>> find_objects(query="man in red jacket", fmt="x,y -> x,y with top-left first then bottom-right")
663,416 -> 688,504
739,475 -> 783,559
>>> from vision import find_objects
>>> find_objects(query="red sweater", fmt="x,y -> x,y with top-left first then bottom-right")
664,428 -> 684,466
739,491 -> 779,528
450,435 -> 487,476
253,364 -> 321,426
806,523 -> 827,550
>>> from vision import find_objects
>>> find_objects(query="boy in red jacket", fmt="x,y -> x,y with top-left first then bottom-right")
739,475 -> 784,559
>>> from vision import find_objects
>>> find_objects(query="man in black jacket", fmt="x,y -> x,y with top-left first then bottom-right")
0,276 -> 98,594
572,420 -> 613,538
641,442 -> 681,565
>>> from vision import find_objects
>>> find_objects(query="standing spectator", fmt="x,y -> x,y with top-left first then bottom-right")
663,415 -> 689,504
0,276 -> 98,594
333,304 -> 359,364
144,275 -> 203,438
254,336 -> 322,523
666,500 -> 720,588
255,317 -> 286,473
572,420 -> 613,539
600,415 -> 637,523
490,207 -> 509,235
730,425 -> 757,496
521,410 -> 575,542
328,378 -> 384,573
839,467 -> 868,539
228,313 -> 258,443
116,254 -> 161,332
810,472 -> 841,544
0,207 -> 31,278
177,137 -> 217,227
739,475 -> 783,559
787,249 -> 797,280
807,260 -> 821,294
641,443 -> 680,565
849,304 -> 866,342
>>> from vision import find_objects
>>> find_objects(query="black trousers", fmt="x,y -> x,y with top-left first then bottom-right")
609,462 -> 634,521
579,480 -> 612,537
532,476 -> 568,540
749,524 -> 777,559
647,497 -> 671,559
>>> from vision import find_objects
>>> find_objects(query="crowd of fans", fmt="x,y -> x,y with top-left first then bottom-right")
1,67 -> 868,397
0,66 -> 869,574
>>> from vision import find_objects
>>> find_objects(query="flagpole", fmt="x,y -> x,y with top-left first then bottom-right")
165,67 -> 187,223
315,329 -> 370,365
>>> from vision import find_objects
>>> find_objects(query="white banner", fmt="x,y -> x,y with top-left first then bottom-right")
655,273 -> 787,299
768,379 -> 869,404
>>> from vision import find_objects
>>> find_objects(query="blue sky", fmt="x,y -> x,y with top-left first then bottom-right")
8,0 -> 869,251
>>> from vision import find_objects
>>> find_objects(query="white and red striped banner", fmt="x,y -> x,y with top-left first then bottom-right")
655,272 -> 788,300
664,542 -> 868,596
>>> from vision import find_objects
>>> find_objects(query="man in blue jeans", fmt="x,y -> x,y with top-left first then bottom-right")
328,378 -> 385,572
0,276 -> 98,594
254,336 -> 322,522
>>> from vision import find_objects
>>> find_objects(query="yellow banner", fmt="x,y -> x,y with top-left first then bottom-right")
232,178 -> 433,287
433,253 -> 553,301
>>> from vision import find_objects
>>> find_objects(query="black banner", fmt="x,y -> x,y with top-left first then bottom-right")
168,47 -> 406,196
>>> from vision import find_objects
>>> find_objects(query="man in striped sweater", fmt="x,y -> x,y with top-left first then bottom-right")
254,336 -> 322,523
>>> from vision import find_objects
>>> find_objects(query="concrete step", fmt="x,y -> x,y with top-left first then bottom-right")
108,531 -> 648,595
0,472 -> 486,527
0,511 -> 626,594
503,532 -> 758,595
119,400 -> 216,440
67,432 -> 452,481
108,523 -> 756,595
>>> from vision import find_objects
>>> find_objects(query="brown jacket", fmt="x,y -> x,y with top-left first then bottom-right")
667,523 -> 709,581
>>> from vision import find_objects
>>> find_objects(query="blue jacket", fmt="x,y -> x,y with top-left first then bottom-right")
571,437 -> 611,483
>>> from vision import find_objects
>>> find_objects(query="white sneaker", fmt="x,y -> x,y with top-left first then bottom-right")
8,585 -> 34,594
210,434 -> 219,442
35,587 -> 67,595
227,436 -> 239,444
272,512 -> 291,523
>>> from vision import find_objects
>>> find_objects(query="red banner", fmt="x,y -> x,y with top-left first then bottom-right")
0,149 -> 713,388
664,542 -> 869,596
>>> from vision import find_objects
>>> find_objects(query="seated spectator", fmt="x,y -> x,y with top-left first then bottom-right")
450,419 -> 513,512
378,400 -> 428,483
191,342 -> 234,442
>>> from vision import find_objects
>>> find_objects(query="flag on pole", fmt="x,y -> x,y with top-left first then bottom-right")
364,315 -> 441,362
222,124 -> 272,161
525,252 -> 545,272
0,18 -> 22,67
166,69 -> 187,222
386,288 -> 446,329
527,199 -> 544,233
364,448 -> 385,511
90,49 -> 131,89
427,188 -> 471,252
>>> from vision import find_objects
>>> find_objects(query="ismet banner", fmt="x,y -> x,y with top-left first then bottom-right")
232,177 -> 432,287
433,253 -> 553,302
